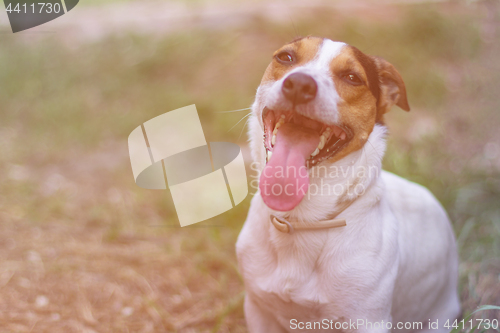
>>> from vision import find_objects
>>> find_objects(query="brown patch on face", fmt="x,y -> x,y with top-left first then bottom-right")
261,36 -> 323,84
326,45 -> 379,163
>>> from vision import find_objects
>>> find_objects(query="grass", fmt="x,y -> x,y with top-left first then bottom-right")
0,1 -> 499,332
449,305 -> 500,333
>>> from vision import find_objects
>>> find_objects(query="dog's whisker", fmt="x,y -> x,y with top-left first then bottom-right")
237,117 -> 251,141
227,112 -> 252,132
216,107 -> 252,113
365,139 -> 383,163
288,16 -> 300,41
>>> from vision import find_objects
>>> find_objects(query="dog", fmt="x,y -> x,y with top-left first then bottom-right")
236,37 -> 460,332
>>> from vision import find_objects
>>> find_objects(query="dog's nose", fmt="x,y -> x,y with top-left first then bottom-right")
282,73 -> 317,105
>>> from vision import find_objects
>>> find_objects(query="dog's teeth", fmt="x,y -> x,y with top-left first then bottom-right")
275,118 -> 285,130
311,148 -> 320,157
272,118 -> 285,143
318,135 -> 327,150
340,132 -> 346,140
269,117 -> 286,148
321,127 -> 333,142
266,149 -> 272,163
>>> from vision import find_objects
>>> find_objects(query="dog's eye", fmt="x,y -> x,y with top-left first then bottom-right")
276,52 -> 294,64
342,73 -> 363,86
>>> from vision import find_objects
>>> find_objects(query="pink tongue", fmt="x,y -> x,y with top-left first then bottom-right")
260,123 -> 320,211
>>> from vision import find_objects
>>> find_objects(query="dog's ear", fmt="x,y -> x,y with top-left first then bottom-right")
371,56 -> 410,114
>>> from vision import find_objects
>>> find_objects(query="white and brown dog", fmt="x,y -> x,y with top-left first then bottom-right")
236,37 -> 460,332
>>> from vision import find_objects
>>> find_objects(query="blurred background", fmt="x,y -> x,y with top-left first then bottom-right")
0,0 -> 499,332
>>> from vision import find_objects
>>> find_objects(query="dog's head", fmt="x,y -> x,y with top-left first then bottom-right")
253,37 -> 410,212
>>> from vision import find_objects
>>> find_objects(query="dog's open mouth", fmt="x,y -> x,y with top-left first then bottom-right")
259,107 -> 353,212
262,107 -> 352,167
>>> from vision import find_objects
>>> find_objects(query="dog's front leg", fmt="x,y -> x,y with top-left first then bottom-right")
342,265 -> 397,333
244,295 -> 287,333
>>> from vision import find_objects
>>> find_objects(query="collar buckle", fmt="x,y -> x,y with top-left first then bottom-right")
270,214 -> 346,233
